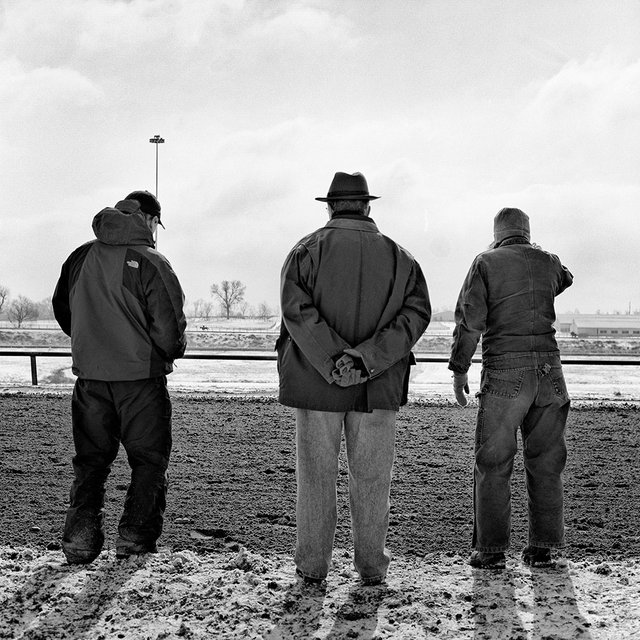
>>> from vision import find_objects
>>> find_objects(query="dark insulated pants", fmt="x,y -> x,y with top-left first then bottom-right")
63,377 -> 172,557
473,352 -> 570,553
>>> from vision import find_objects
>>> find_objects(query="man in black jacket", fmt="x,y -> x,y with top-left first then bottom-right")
278,172 -> 431,585
53,190 -> 186,564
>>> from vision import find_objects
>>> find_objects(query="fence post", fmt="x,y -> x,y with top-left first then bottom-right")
30,355 -> 38,386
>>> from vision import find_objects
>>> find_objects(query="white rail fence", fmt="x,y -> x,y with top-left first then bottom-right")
2,350 -> 640,387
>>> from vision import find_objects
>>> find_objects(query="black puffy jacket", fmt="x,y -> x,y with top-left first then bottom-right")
53,207 -> 186,381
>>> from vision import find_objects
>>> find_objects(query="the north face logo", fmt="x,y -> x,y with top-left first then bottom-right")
127,260 -> 139,269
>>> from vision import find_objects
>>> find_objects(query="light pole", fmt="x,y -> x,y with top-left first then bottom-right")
149,134 -> 165,196
149,134 -> 164,246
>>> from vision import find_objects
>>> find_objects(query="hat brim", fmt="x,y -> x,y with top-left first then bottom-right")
315,195 -> 380,202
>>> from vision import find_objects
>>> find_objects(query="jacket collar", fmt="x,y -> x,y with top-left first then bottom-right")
325,214 -> 378,232
497,236 -> 530,247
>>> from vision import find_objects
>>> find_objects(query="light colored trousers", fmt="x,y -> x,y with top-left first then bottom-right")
295,408 -> 396,583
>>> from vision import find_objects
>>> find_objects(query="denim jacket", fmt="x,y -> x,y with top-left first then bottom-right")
449,238 -> 573,374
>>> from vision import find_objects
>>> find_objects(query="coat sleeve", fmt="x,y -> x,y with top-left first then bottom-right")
351,261 -> 431,379
52,259 -> 72,337
556,258 -> 574,295
280,244 -> 350,383
449,257 -> 487,373
52,242 -> 94,337
142,255 -> 187,362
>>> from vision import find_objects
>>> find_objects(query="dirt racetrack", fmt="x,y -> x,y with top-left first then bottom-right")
0,391 -> 639,639
1,392 -> 639,560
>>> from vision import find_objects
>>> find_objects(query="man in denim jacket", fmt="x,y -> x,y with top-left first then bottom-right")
449,208 -> 573,569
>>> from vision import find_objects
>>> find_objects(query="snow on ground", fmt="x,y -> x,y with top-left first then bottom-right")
3,357 -> 640,402
1,545 -> 638,639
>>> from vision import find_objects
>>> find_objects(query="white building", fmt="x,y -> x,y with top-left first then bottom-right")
565,315 -> 640,338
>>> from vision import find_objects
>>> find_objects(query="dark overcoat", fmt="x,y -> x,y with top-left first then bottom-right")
277,214 -> 431,412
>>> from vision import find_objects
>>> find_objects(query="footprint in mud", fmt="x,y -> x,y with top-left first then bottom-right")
256,513 -> 294,527
189,528 -> 229,540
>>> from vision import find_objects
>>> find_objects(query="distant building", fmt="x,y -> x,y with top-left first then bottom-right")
425,312 -> 640,338
562,315 -> 640,338
554,314 -> 575,334
431,310 -> 455,322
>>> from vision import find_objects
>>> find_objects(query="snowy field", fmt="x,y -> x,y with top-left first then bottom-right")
1,353 -> 639,402
1,546 -> 638,640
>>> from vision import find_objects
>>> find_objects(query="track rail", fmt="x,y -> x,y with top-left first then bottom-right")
2,350 -> 640,386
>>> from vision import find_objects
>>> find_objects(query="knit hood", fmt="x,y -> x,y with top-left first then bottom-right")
493,207 -> 530,243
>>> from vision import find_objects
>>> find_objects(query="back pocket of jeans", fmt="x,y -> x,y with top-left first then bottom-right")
550,367 -> 570,402
481,369 -> 524,398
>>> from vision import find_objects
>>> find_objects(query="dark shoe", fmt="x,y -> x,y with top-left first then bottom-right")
295,569 -> 325,585
63,511 -> 104,565
522,546 -> 554,567
63,545 -> 101,565
116,541 -> 158,560
469,550 -> 506,569
361,576 -> 386,586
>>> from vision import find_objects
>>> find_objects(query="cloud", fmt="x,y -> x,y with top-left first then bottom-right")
0,57 -> 106,213
518,54 -> 640,183
1,1 -> 639,315
528,55 -> 640,122
0,57 -> 103,125
160,115 -> 444,306
244,3 -> 353,45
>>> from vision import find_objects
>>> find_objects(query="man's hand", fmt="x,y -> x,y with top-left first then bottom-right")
343,348 -> 369,376
331,367 -> 367,387
453,372 -> 470,407
331,350 -> 369,386
334,353 -> 355,375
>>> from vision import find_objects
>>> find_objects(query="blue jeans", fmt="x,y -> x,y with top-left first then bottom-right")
473,352 -> 570,552
295,409 -> 396,583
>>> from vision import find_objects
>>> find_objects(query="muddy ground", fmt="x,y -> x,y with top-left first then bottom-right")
1,393 -> 638,562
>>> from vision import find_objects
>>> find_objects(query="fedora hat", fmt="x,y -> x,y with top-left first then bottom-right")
315,172 -> 380,202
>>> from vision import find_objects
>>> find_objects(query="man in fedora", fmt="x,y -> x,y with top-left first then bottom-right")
449,208 -> 573,569
53,190 -> 186,564
277,171 -> 431,585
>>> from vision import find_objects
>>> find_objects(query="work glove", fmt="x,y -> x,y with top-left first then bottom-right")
343,348 -> 370,376
452,372 -> 469,407
331,367 -> 367,387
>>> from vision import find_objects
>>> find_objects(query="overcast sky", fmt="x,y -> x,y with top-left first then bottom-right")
1,0 -> 639,315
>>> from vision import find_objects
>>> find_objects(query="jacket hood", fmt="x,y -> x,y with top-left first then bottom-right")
493,207 -> 530,243
92,207 -> 154,247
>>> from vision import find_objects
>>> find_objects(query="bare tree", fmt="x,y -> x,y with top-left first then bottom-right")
0,285 -> 8,313
201,300 -> 213,320
7,296 -> 39,328
257,301 -> 273,321
211,280 -> 246,320
36,296 -> 55,320
191,298 -> 213,320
